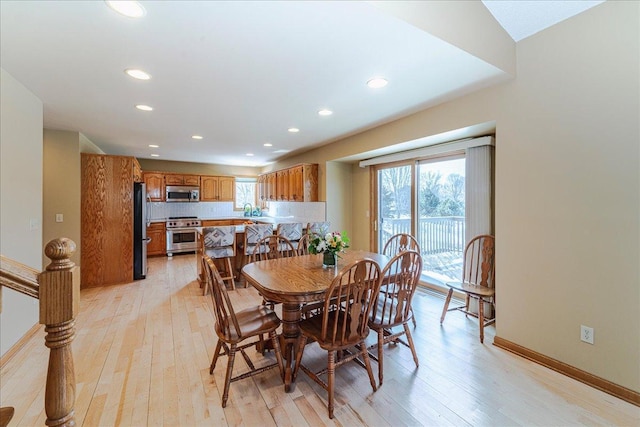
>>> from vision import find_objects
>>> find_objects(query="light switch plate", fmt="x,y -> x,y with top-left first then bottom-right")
56,213 -> 64,223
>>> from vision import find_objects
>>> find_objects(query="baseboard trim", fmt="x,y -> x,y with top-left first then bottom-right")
0,323 -> 40,368
493,336 -> 640,407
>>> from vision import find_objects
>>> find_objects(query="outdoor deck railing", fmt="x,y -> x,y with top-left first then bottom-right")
381,216 -> 465,255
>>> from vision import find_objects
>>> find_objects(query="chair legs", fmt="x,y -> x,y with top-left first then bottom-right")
210,330 -> 284,408
294,337 -> 376,419
441,287 -> 495,343
440,288 -> 454,323
372,323 -> 419,386
223,258 -> 235,290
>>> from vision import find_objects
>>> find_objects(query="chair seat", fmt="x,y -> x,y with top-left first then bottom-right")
298,309 -> 368,350
245,244 -> 270,256
445,281 -> 495,298
216,305 -> 281,342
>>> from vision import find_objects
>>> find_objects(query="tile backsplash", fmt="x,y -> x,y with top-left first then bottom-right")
267,201 -> 326,222
148,201 -> 326,221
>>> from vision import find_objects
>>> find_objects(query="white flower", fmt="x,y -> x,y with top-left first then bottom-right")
317,241 -> 327,252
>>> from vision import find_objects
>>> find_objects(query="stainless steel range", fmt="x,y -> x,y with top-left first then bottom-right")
166,216 -> 201,256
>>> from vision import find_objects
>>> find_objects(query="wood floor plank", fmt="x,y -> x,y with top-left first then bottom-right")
2,253 -> 637,426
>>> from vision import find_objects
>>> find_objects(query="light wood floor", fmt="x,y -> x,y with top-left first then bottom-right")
2,254 -> 638,426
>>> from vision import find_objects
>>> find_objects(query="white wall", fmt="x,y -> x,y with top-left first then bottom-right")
0,68 -> 43,356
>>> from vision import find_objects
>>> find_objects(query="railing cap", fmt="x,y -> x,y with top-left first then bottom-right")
44,238 -> 76,271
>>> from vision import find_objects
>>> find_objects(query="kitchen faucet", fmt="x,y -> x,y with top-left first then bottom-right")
243,203 -> 253,217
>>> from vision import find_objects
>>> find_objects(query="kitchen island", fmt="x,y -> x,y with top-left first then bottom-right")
195,217 -> 319,288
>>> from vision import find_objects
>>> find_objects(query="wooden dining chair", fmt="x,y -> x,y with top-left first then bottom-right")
204,256 -> 284,407
250,235 -> 297,319
250,234 -> 297,262
381,232 -> 421,327
293,258 -> 381,419
368,250 -> 422,386
382,233 -> 420,257
202,225 -> 236,292
297,233 -> 312,255
440,234 -> 495,343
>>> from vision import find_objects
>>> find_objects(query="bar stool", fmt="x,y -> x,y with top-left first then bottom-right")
243,223 -> 273,257
202,226 -> 237,291
306,221 -> 330,236
276,222 -> 303,251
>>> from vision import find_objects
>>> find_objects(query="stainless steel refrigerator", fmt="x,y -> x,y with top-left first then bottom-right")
133,182 -> 149,279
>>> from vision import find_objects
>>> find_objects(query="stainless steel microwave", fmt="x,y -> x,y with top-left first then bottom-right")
165,185 -> 200,203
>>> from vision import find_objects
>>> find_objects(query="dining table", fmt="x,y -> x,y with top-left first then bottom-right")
241,249 -> 390,392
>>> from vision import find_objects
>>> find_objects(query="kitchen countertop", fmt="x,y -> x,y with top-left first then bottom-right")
151,216 -> 321,227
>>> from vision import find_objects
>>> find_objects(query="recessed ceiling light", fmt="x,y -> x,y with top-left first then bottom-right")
150,154 -> 159,157
135,104 -> 153,111
191,135 -> 203,140
246,153 -> 254,156
148,144 -> 159,148
318,109 -> 333,116
288,128 -> 300,133
125,68 -> 151,80
263,143 -> 273,147
105,1 -> 146,18
367,77 -> 388,89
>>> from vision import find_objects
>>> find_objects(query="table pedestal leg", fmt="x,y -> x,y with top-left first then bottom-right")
280,302 -> 301,392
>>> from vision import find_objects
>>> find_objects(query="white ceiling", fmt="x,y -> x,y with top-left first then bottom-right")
0,1 -> 603,167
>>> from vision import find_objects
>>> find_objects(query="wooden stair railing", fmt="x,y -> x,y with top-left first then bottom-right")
0,238 -> 79,427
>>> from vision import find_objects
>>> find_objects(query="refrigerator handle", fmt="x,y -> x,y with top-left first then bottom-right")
146,194 -> 152,227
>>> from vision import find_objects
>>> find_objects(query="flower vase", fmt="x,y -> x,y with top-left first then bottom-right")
322,251 -> 336,268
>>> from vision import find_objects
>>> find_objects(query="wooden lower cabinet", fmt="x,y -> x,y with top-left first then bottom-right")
147,222 -> 166,256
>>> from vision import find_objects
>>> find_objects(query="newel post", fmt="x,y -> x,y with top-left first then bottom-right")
38,238 -> 80,427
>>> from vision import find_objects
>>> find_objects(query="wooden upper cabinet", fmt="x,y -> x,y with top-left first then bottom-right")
288,165 -> 304,201
144,172 -> 165,202
165,174 -> 200,186
276,169 -> 290,200
218,176 -> 235,201
183,175 -> 201,186
201,175 -> 235,201
257,163 -> 318,203
257,174 -> 267,201
133,158 -> 143,182
266,172 -> 277,201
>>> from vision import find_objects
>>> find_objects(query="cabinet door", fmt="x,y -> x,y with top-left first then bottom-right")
289,166 -> 304,201
302,163 -> 318,202
183,175 -> 200,186
165,174 -> 183,186
201,176 -> 219,201
133,159 -> 143,182
276,169 -> 289,200
144,172 -> 165,201
266,173 -> 277,201
257,174 -> 267,201
218,176 -> 235,201
147,223 -> 166,256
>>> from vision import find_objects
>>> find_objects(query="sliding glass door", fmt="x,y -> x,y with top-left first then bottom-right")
376,163 -> 414,251
375,155 -> 466,287
416,156 -> 465,285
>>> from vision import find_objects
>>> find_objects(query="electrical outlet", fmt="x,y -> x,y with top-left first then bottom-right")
580,325 -> 594,344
